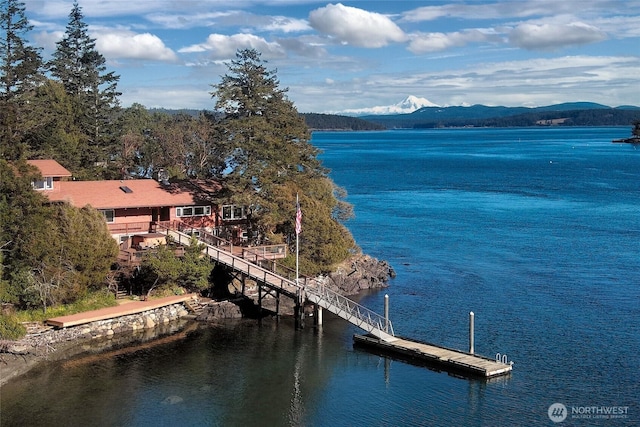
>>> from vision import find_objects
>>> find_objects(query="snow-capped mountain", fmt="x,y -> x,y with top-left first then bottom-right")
341,96 -> 440,115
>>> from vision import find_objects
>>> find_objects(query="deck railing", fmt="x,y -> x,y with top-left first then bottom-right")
242,245 -> 287,262
108,221 -> 151,235
304,281 -> 394,338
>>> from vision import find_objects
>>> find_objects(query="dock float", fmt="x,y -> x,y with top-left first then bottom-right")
353,334 -> 513,379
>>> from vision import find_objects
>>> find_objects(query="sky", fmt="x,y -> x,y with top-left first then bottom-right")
21,0 -> 640,113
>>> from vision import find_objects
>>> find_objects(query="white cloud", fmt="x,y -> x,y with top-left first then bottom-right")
509,22 -> 607,50
408,30 -> 494,53
33,30 -> 63,52
401,1 -> 602,22
96,32 -> 178,61
262,16 -> 311,33
309,3 -> 407,48
276,38 -> 328,58
146,11 -> 236,30
179,33 -> 285,59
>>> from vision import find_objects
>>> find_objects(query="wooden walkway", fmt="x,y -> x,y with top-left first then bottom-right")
354,335 -> 512,378
46,294 -> 197,328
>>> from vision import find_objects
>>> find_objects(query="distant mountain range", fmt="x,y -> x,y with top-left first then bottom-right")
357,101 -> 640,129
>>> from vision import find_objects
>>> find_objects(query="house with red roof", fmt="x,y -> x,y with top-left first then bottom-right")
27,159 -> 72,190
27,160 -> 252,250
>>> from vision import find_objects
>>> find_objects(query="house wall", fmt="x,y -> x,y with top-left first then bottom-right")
179,214 -> 217,229
114,207 -> 152,224
110,205 -> 219,246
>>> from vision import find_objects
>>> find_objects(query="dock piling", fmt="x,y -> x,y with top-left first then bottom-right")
469,311 -> 475,355
384,294 -> 389,331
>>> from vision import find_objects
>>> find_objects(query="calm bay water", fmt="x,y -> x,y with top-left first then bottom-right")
2,127 -> 639,426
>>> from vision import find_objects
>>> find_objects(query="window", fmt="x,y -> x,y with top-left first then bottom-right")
100,209 -> 115,223
176,205 -> 211,217
222,205 -> 246,220
32,177 -> 53,190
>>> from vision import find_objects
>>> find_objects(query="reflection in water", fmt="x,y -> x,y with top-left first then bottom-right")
1,317 -> 349,427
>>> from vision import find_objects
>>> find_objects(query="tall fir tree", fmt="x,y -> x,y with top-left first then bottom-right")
0,0 -> 43,159
49,1 -> 121,176
211,49 -> 356,273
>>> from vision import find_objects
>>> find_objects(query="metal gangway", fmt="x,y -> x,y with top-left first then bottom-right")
158,227 -> 396,342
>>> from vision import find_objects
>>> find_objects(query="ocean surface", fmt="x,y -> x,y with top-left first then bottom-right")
2,127 -> 639,426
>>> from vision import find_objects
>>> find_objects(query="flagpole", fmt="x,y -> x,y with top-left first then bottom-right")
296,193 -> 299,286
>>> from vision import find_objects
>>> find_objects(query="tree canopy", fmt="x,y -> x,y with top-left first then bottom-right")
0,0 -> 359,312
0,160 -> 118,311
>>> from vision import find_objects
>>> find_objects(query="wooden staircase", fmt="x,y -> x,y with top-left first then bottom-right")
183,298 -> 206,317
116,283 -> 128,299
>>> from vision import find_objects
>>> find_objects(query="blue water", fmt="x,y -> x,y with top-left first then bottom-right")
2,127 -> 639,426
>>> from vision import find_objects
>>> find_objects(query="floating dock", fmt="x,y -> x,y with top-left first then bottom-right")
353,334 -> 513,379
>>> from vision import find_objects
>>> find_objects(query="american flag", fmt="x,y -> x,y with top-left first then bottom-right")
295,200 -> 302,235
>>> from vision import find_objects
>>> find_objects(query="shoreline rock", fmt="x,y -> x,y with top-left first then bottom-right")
324,254 -> 395,296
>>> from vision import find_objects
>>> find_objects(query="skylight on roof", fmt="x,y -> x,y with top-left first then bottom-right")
119,186 -> 133,193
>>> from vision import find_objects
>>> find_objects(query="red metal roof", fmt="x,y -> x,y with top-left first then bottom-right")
27,159 -> 72,177
44,179 -> 218,209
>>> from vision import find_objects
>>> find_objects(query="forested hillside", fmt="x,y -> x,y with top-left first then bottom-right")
301,113 -> 385,130
1,1 -> 357,319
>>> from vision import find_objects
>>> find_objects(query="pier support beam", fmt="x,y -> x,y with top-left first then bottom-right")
314,304 -> 323,326
469,311 -> 475,355
294,289 -> 304,330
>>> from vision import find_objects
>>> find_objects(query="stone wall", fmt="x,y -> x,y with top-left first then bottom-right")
74,303 -> 190,340
11,303 -> 189,352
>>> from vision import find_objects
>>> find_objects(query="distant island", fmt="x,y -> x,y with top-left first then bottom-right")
612,120 -> 640,143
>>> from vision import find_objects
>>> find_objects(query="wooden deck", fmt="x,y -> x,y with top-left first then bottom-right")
46,294 -> 198,328
354,334 -> 513,378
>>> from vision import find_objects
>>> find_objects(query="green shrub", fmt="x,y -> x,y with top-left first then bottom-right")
0,314 -> 27,340
14,289 -> 117,323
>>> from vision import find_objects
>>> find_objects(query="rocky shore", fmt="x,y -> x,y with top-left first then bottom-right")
0,254 -> 394,387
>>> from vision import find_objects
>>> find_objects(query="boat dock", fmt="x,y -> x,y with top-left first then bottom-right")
353,334 -> 513,378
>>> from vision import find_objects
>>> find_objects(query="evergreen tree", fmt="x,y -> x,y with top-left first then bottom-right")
211,49 -> 357,273
22,79 -> 85,172
48,1 -> 121,175
0,0 -> 42,100
0,0 -> 43,159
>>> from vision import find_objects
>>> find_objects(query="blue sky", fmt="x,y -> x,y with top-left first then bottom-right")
22,0 -> 640,113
